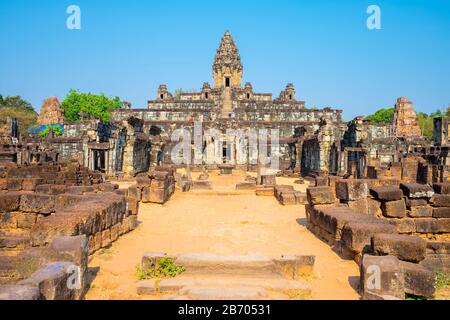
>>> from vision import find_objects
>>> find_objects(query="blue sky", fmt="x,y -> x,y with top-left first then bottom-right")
0,0 -> 449,120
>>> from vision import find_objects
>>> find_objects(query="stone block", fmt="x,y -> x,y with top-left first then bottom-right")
405,198 -> 428,209
343,198 -> 369,214
315,176 -> 328,187
101,229 -> 111,248
98,183 -> 119,193
22,178 -> 43,192
432,207 -> 450,218
433,183 -> 450,195
65,186 -> 95,195
141,186 -> 152,203
381,200 -> 406,218
430,194 -> 450,207
0,285 -> 40,300
49,236 -> 89,274
149,188 -> 166,204
142,252 -> 167,269
127,185 -> 142,201
306,187 -> 336,205
335,180 -> 368,201
191,180 -> 212,190
20,194 -> 55,214
420,254 -> 450,273
360,255 -> 405,299
400,183 -> 434,199
408,206 -> 433,218
6,179 -> 23,191
0,178 -> 7,190
294,192 -> 307,205
111,224 -> 120,242
19,261 -> 78,300
341,222 -> 397,253
400,261 -> 435,299
35,185 -> 67,195
280,192 -> 296,206
255,186 -> 274,197
388,218 -> 416,234
367,198 -> 382,217
128,199 -> 139,216
15,212 -> 38,229
0,193 -> 20,212
370,186 -> 403,201
414,218 -> 450,233
136,174 -> 151,187
372,234 -> 426,263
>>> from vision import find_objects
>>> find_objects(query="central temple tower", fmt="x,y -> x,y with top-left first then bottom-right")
213,31 -> 243,89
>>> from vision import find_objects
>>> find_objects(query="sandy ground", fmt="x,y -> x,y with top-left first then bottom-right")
85,172 -> 360,300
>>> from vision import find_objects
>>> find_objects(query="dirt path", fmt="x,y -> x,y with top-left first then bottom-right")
85,174 -> 360,300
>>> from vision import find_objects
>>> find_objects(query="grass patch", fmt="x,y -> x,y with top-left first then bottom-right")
136,257 -> 185,280
436,272 -> 450,290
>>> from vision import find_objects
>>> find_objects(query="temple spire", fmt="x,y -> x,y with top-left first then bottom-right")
213,31 -> 243,89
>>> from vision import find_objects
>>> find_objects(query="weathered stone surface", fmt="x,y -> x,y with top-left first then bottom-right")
98,183 -> 119,193
294,192 -> 307,205
127,185 -> 142,201
408,206 -> 433,218
335,180 -> 368,201
0,285 -> 40,300
433,183 -> 450,195
360,255 -> 405,300
0,193 -> 20,212
430,194 -> 450,207
65,186 -> 95,195
367,198 -> 382,217
19,262 -> 77,300
191,180 -> 212,190
315,176 -> 328,187
432,207 -> 450,218
279,192 -> 296,206
388,218 -> 416,234
35,185 -> 66,195
400,261 -> 435,299
370,186 -> 403,201
372,234 -> 426,263
136,174 -> 151,187
6,179 -> 23,191
22,178 -> 43,192
255,186 -> 274,197
343,198 -> 368,214
20,194 -> 55,214
420,254 -> 450,273
141,186 -> 151,203
381,199 -> 406,218
341,222 -> 397,253
306,187 -> 335,205
415,218 -> 450,233
405,198 -> 428,209
400,183 -> 434,199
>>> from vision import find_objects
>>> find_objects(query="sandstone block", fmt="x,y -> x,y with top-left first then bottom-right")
0,285 -> 40,300
280,192 -> 296,205
360,255 -> 405,300
20,194 -> 55,214
388,218 -> 416,234
370,186 -> 403,201
433,183 -> 450,195
335,180 -> 368,201
141,186 -> 152,203
341,222 -> 397,253
343,198 -> 369,214
6,179 -> 23,191
0,193 -> 20,212
430,194 -> 450,207
372,234 -> 426,263
408,206 -> 432,218
405,198 -> 428,209
381,200 -> 406,218
255,186 -> 274,197
432,207 -> 450,218
400,183 -> 434,199
35,185 -> 67,195
400,261 -> 435,299
306,187 -> 336,205
22,178 -> 43,192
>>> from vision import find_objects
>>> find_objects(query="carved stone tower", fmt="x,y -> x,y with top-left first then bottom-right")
392,97 -> 422,138
213,31 -> 243,89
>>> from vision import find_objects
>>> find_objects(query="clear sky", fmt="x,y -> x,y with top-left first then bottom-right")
1,0 -> 449,120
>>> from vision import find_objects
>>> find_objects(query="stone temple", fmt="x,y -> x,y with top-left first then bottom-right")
0,31 -> 449,301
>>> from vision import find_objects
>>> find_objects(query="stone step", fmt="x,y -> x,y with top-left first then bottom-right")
137,275 -> 311,297
0,231 -> 30,251
169,254 -> 314,278
181,286 -> 269,300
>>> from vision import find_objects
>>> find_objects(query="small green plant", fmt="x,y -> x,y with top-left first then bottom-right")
136,257 -> 185,280
436,272 -> 450,289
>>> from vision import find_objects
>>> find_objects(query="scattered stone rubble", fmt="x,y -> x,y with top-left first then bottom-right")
305,171 -> 450,299
0,161 -> 139,299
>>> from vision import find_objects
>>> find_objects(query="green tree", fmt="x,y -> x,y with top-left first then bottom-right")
61,89 -> 122,122
365,107 -> 395,124
0,95 -> 37,133
39,125 -> 63,139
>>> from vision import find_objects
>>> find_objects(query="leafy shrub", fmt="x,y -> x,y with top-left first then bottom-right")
136,257 -> 185,280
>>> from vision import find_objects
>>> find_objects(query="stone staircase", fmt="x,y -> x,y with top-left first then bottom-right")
137,254 -> 315,300
221,88 -> 233,119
